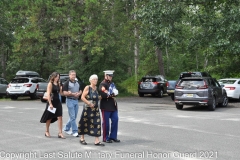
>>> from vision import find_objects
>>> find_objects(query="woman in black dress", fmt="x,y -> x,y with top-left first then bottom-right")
40,72 -> 65,139
78,74 -> 104,146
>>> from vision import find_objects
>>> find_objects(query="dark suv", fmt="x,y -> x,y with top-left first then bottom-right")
138,75 -> 167,97
179,72 -> 211,79
174,77 -> 228,111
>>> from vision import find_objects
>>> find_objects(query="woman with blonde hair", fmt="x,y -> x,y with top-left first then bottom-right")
78,74 -> 104,146
40,72 -> 65,139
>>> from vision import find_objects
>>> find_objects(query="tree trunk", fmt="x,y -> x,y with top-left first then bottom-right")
196,52 -> 198,70
1,44 -> 6,78
62,37 -> 66,54
204,57 -> 208,68
134,0 -> 139,81
156,47 -> 165,76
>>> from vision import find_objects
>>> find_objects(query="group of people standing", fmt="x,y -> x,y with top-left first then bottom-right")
40,70 -> 120,146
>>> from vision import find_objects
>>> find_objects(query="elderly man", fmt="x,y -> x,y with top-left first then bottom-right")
99,70 -> 120,143
63,70 -> 82,137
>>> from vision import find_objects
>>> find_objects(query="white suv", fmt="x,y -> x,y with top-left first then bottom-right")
6,77 -> 44,100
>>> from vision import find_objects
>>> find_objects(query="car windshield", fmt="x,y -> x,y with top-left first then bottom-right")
142,78 -> 156,82
219,80 -> 236,84
11,78 -> 29,83
179,79 -> 204,87
180,73 -> 201,79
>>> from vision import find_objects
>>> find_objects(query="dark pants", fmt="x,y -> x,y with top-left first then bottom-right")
101,110 -> 118,141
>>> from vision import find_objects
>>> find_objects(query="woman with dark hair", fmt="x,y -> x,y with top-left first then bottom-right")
40,72 -> 65,139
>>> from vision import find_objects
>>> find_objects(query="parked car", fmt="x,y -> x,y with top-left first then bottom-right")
0,78 -> 9,98
218,78 -> 240,100
6,77 -> 46,100
174,77 -> 228,111
178,71 -> 211,79
37,74 -> 85,103
167,72 -> 211,101
138,75 -> 167,97
167,80 -> 177,100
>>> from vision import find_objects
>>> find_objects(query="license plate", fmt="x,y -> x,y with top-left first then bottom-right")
167,90 -> 174,93
143,84 -> 150,87
186,94 -> 193,97
15,86 -> 20,89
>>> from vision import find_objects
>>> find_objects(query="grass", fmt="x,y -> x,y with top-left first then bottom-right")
118,76 -> 139,97
0,97 -> 10,101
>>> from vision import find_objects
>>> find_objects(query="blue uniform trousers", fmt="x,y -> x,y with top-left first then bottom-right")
101,110 -> 118,141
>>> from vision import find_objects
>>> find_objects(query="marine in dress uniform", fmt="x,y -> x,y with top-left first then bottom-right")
99,70 -> 120,143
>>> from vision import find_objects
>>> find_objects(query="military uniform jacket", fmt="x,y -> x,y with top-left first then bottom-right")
99,79 -> 117,111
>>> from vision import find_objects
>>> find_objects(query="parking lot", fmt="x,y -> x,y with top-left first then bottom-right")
0,95 -> 240,160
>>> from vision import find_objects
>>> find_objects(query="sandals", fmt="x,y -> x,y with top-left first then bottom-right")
58,133 -> 66,139
80,139 -> 87,145
95,142 -> 105,146
45,131 -> 51,138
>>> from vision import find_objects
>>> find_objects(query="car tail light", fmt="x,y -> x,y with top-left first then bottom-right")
24,84 -> 32,87
138,82 -> 142,85
198,80 -> 208,89
176,85 -> 183,89
153,82 -> 159,85
225,86 -> 235,90
166,82 -> 169,87
36,84 -> 39,89
7,84 -> 11,88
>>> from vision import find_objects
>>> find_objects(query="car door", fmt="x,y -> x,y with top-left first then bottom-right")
212,78 -> 224,103
236,80 -> 240,98
0,79 -> 8,94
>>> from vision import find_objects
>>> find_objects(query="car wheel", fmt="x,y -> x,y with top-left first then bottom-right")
218,94 -> 228,107
208,97 -> 216,111
11,95 -> 18,100
176,104 -> 183,110
30,91 -> 38,100
139,93 -> 144,97
158,88 -> 163,98
170,94 -> 174,101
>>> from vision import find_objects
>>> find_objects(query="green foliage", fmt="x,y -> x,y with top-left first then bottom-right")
1,0 -> 240,96
119,75 -> 138,96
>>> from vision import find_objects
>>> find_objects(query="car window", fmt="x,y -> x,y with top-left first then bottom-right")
31,79 -> 38,83
38,78 -> 47,82
219,80 -> 236,84
11,78 -> 29,83
179,73 -> 200,79
179,79 -> 204,87
2,80 -> 8,84
213,79 -> 221,87
142,78 -> 156,82
209,79 -> 217,87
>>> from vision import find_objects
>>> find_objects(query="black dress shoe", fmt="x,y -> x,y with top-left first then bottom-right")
110,138 -> 120,142
104,140 -> 113,143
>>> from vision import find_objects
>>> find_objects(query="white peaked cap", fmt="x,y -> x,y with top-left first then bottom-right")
103,70 -> 115,76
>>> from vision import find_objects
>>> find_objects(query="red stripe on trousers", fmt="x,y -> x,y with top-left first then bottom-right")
101,110 -> 106,141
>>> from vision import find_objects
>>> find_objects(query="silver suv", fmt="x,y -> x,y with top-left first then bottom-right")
174,77 -> 228,111
6,77 -> 45,100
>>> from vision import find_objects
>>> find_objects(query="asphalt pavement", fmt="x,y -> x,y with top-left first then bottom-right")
0,95 -> 240,160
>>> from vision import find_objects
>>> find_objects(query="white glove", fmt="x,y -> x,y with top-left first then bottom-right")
113,88 -> 119,95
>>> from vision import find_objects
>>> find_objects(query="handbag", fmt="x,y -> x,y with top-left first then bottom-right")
43,92 -> 53,100
83,86 -> 93,108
